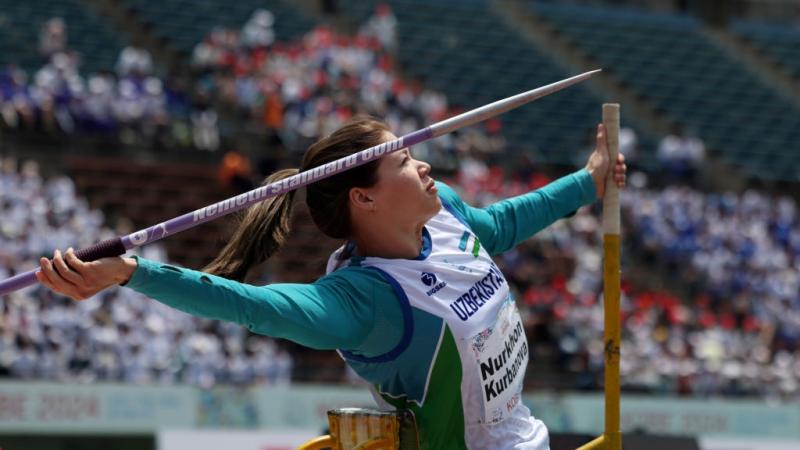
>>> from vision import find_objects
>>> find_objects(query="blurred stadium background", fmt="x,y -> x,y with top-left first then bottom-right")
1,0 -> 799,449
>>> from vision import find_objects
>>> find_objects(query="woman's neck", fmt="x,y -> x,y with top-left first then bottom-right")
353,221 -> 426,259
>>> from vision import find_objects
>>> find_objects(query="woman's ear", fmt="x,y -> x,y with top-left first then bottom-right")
349,187 -> 376,212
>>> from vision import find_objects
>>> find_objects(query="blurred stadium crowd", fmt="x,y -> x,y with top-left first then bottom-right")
0,158 -> 292,387
0,16 -> 206,150
1,1 -> 799,400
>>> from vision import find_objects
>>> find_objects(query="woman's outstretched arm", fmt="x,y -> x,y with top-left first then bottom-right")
37,251 -> 402,353
439,124 -> 625,255
437,170 -> 595,255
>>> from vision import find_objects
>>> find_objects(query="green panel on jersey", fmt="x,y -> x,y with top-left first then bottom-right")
471,237 -> 481,257
380,326 -> 467,450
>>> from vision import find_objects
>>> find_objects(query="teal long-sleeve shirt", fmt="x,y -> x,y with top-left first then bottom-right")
125,170 -> 597,357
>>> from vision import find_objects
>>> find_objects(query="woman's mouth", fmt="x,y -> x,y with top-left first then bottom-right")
426,180 -> 437,193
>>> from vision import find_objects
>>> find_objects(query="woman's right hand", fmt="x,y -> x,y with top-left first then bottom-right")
585,123 -> 626,199
36,248 -> 138,301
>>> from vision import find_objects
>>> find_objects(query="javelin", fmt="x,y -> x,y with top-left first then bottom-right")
0,69 -> 600,296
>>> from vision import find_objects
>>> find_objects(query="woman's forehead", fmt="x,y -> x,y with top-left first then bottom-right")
380,147 -> 407,164
375,148 -> 409,175
374,131 -> 411,169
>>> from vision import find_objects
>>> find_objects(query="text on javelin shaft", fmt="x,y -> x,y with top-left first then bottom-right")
192,138 -> 403,222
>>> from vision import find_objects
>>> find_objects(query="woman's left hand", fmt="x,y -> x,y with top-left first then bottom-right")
35,248 -> 137,301
585,123 -> 627,199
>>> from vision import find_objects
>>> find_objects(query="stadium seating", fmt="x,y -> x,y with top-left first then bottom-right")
530,1 -> 800,181
121,0 -> 314,53
733,19 -> 800,78
0,0 -> 123,74
340,0 -> 657,167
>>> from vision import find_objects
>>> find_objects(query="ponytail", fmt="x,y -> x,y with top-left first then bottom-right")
203,168 -> 299,281
204,116 -> 390,281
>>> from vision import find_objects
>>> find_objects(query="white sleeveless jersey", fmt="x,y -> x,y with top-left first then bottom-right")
326,201 -> 549,450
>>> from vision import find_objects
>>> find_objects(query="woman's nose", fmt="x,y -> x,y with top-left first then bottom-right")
418,160 -> 431,177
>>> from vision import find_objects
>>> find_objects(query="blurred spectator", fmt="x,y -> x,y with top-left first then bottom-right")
657,126 -> 706,182
0,66 -> 36,129
618,126 -> 638,167
218,150 -> 254,192
359,3 -> 398,53
192,108 -> 220,151
116,46 -> 154,77
39,17 -> 68,58
83,74 -> 116,132
191,30 -> 223,70
241,9 -> 275,49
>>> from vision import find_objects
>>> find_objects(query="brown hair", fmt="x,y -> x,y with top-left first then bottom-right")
203,117 -> 391,281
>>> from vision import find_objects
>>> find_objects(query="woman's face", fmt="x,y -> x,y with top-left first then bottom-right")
367,132 -> 442,224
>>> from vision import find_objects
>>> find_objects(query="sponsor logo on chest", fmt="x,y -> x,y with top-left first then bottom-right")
421,271 -> 447,296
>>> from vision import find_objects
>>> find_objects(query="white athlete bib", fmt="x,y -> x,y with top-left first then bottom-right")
470,298 -> 528,424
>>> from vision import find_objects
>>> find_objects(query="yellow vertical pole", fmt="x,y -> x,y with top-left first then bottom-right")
601,103 -> 622,450
575,104 -> 623,450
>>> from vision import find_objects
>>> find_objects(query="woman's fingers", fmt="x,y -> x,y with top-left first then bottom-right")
38,256 -> 78,298
37,250 -> 90,300
52,249 -> 85,286
596,124 -> 608,159
613,154 -> 626,187
35,260 -> 56,290
64,248 -> 89,277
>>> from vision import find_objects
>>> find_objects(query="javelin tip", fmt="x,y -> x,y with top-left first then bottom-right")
576,68 -> 602,78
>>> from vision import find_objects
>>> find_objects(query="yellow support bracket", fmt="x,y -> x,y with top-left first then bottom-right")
296,435 -> 334,450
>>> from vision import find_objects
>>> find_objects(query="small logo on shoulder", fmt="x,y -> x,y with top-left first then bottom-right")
421,272 -> 447,296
